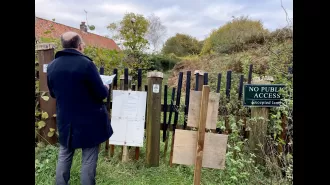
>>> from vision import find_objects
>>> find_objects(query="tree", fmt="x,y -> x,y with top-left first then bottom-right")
107,13 -> 150,79
107,12 -> 149,52
162,33 -> 202,57
145,13 -> 167,52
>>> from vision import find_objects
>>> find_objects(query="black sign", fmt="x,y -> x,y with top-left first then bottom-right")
243,84 -> 285,107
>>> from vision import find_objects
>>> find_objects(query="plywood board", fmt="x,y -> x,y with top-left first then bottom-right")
187,91 -> 220,129
172,129 -> 228,169
109,90 -> 147,147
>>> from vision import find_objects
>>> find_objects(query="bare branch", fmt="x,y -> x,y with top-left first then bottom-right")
145,13 -> 167,52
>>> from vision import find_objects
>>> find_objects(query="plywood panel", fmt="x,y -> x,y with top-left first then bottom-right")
187,91 -> 220,129
172,129 -> 228,169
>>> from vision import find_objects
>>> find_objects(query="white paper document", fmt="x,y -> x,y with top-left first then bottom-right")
109,90 -> 147,147
100,74 -> 116,85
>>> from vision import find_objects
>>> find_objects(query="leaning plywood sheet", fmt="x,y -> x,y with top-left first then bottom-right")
187,91 -> 220,129
172,129 -> 228,169
109,90 -> 147,147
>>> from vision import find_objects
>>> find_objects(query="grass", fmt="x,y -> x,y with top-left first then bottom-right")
36,133 -> 228,185
36,131 -> 291,185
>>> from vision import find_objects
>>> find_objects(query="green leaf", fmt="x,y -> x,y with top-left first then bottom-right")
47,131 -> 54,137
41,112 -> 49,119
49,128 -> 55,132
103,98 -> 107,102
37,142 -> 45,148
41,96 -> 49,101
37,121 -> 46,129
230,176 -> 238,181
35,111 -> 41,116
234,146 -> 241,151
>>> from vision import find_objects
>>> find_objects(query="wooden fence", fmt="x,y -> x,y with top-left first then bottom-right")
34,44 -> 290,165
98,65 -> 290,162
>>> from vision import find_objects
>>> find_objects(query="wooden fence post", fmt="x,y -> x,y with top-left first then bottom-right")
109,68 -> 118,157
248,78 -> 271,165
121,68 -> 131,162
183,71 -> 192,129
164,88 -> 176,161
193,85 -> 210,185
194,70 -> 205,91
146,71 -> 163,167
134,68 -> 143,160
169,72 -> 183,166
224,70 -> 232,134
36,43 -> 57,145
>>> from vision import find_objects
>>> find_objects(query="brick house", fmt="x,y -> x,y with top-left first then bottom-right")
35,17 -> 120,51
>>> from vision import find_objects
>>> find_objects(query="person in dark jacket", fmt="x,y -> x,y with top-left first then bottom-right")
47,31 -> 113,185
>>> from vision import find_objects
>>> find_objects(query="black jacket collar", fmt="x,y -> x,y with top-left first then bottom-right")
55,49 -> 93,61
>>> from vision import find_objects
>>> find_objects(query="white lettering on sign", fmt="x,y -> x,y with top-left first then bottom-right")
43,64 -> 48,73
153,84 -> 160,93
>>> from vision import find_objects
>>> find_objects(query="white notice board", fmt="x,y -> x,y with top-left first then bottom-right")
109,90 -> 147,147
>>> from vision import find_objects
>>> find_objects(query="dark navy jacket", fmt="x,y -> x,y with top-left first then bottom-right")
47,49 -> 113,149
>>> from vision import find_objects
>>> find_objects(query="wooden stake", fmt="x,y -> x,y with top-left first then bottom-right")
193,85 -> 210,185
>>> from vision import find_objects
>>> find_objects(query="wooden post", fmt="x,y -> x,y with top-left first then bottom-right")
164,88 -> 176,162
109,68 -> 118,157
248,78 -> 271,165
163,85 -> 168,142
224,70 -> 232,134
36,43 -> 57,145
194,70 -> 205,91
169,72 -> 183,166
248,64 -> 253,84
183,71 -> 191,129
193,85 -> 210,185
278,113 -> 287,153
99,67 -> 105,153
216,73 -> 222,94
146,71 -> 163,167
122,68 -> 130,162
134,68 -> 143,160
144,85 -> 148,130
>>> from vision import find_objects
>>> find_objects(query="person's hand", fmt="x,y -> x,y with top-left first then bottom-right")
104,84 -> 109,89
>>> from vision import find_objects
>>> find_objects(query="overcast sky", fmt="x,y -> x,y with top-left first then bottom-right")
36,0 -> 292,42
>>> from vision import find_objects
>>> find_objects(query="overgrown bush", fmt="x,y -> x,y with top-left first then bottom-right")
162,33 -> 202,57
84,46 -> 124,75
148,54 -> 179,71
201,16 -> 269,55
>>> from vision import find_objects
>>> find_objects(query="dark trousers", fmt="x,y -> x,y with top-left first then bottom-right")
55,145 -> 99,185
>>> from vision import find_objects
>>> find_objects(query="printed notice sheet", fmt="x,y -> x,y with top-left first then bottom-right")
109,90 -> 147,147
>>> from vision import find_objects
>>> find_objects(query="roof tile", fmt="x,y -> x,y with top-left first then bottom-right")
35,17 -> 120,51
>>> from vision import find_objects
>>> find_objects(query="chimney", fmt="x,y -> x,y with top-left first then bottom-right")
80,22 -> 88,32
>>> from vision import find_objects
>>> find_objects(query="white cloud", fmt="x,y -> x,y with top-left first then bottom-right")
202,3 -> 244,21
36,0 -> 293,42
98,3 -> 145,15
154,5 -> 182,20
